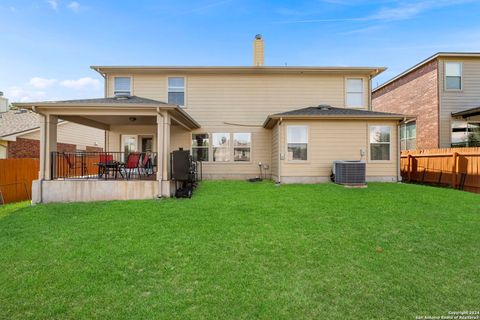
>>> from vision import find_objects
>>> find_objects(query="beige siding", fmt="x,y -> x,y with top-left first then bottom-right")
22,122 -> 105,149
107,73 -> 370,126
438,57 -> 480,147
107,125 -> 157,152
104,71 -> 385,180
271,124 -> 279,181
279,119 -> 399,181
0,140 -> 7,159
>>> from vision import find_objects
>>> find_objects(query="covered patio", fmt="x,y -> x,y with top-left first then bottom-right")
13,96 -> 200,203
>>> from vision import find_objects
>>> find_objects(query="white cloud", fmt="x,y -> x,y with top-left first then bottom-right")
67,1 -> 80,12
47,0 -> 58,10
29,77 -> 57,89
59,77 -> 100,90
5,86 -> 47,103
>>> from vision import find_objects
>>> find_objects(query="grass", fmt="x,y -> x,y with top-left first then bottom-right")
0,181 -> 479,319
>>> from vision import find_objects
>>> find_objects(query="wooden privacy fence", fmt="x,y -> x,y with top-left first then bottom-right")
0,158 -> 39,204
401,147 -> 480,193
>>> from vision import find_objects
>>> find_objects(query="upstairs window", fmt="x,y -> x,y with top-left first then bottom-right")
212,133 -> 230,162
445,62 -> 462,90
287,126 -> 308,161
114,77 -> 131,96
369,126 -> 391,161
192,134 -> 209,162
400,122 -> 416,151
346,78 -> 364,107
168,77 -> 185,107
233,133 -> 251,162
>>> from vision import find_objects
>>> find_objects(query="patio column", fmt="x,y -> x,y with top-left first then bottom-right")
39,114 -> 58,180
157,111 -> 171,197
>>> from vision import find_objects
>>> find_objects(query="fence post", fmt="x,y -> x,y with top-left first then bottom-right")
407,154 -> 412,182
451,152 -> 458,188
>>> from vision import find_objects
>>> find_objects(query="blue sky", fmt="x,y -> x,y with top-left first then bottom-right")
1,0 -> 479,102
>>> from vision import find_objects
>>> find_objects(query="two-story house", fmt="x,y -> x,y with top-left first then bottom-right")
14,35 -> 409,203
372,52 -> 480,150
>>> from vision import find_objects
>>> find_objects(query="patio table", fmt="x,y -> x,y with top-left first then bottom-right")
96,161 -> 125,180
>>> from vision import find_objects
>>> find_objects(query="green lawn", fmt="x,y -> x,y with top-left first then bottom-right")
0,181 -> 479,319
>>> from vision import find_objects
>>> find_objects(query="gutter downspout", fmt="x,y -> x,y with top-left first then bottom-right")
32,106 -> 45,203
397,117 -> 407,182
278,117 -> 283,184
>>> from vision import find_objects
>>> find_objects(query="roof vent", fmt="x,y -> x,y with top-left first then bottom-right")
115,95 -> 131,100
317,104 -> 331,111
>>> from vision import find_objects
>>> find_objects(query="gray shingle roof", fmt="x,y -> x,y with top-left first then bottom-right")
451,106 -> 480,118
41,96 -> 168,105
0,109 -> 39,137
273,105 -> 404,117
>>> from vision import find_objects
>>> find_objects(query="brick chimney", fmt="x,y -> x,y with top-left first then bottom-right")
253,34 -> 264,66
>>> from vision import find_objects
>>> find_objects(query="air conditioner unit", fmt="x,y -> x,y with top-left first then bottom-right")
332,160 -> 366,185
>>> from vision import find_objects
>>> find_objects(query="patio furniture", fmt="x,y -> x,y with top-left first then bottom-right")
97,154 -> 124,180
139,153 -> 152,177
120,152 -> 142,179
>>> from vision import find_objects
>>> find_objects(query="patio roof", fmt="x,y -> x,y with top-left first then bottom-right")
451,107 -> 480,118
263,105 -> 411,128
12,96 -> 201,130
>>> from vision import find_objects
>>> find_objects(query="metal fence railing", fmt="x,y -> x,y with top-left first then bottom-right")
51,151 -> 158,180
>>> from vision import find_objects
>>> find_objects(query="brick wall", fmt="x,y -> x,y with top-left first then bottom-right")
7,138 -> 101,158
7,138 -> 40,158
372,59 -> 439,149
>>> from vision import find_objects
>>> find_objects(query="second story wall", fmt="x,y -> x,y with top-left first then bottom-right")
438,57 -> 480,147
106,72 -> 371,127
372,59 -> 439,149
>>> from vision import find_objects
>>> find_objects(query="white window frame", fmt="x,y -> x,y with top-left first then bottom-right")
167,76 -> 186,107
400,121 -> 416,151
286,125 -> 309,162
368,125 -> 392,163
212,132 -> 231,162
444,62 -> 463,91
233,133 -> 252,162
191,133 -> 210,162
345,77 -> 365,108
113,76 -> 132,96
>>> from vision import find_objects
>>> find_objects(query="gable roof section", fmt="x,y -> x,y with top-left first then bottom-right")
13,96 -> 168,108
0,109 -> 40,137
263,105 -> 408,128
12,96 -> 201,130
451,106 -> 480,118
373,52 -> 480,93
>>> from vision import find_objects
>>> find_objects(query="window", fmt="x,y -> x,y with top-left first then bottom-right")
212,133 -> 230,162
445,62 -> 462,90
369,126 -> 391,161
451,120 -> 480,147
400,122 -> 416,151
192,134 -> 209,162
114,77 -> 131,96
168,77 -> 185,106
287,126 -> 308,161
234,133 -> 251,162
346,78 -> 364,107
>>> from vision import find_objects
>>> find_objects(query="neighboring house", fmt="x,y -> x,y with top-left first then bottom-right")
372,52 -> 480,150
0,109 -> 105,159
13,35 -> 410,203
